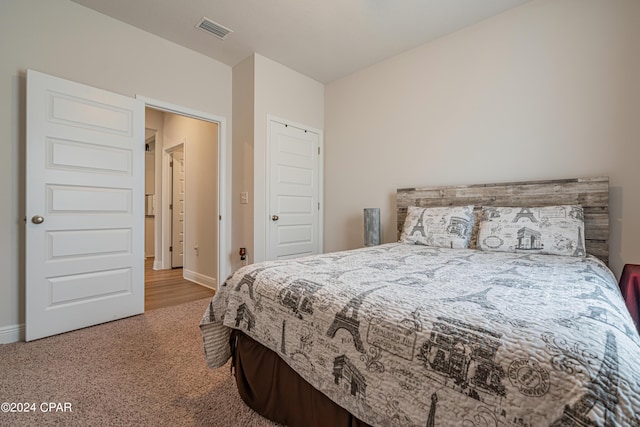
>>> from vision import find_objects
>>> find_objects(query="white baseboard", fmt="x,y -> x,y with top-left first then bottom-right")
153,259 -> 162,270
0,323 -> 24,344
183,269 -> 217,290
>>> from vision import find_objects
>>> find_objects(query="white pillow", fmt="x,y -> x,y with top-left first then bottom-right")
400,206 -> 475,249
477,205 -> 586,257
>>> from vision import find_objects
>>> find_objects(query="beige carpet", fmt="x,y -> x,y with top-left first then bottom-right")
0,298 -> 280,427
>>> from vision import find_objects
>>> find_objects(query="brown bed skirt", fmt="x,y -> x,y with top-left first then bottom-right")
231,330 -> 371,427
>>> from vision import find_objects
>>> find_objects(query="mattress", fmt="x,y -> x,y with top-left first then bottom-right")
201,243 -> 640,426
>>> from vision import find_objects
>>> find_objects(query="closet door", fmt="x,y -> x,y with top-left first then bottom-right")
267,120 -> 320,260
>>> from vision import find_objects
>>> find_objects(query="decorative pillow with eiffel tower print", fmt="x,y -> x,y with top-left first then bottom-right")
400,206 -> 475,249
477,205 -> 586,257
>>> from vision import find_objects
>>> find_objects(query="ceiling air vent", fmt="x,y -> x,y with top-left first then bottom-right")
196,17 -> 233,40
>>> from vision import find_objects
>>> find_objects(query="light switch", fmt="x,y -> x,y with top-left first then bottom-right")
240,191 -> 249,204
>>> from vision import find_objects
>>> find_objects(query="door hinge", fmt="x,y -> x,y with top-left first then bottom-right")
318,146 -> 320,155
169,204 -> 173,210
169,246 -> 173,252
318,202 -> 320,210
170,161 -> 173,167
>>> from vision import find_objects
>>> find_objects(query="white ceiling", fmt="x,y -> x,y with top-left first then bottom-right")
71,0 -> 531,83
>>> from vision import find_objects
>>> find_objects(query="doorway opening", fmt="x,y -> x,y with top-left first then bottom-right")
143,104 -> 223,310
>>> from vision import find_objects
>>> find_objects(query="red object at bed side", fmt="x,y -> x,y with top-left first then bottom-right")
619,264 -> 640,333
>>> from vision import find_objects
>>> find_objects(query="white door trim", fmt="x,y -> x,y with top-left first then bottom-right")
136,95 -> 230,288
265,114 -> 323,260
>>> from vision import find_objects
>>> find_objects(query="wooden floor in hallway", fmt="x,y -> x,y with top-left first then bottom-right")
144,258 -> 215,311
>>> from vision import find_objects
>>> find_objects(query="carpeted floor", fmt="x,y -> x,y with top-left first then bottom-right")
0,298 -> 280,426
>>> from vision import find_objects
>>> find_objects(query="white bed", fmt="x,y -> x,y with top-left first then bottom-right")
200,177 -> 640,426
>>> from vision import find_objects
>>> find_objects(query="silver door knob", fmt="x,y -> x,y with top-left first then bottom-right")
272,215 -> 279,221
31,215 -> 45,224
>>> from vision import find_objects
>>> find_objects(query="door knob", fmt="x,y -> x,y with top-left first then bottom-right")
272,215 -> 279,221
31,215 -> 45,224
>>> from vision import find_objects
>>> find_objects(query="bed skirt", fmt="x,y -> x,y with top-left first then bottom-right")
231,330 -> 370,427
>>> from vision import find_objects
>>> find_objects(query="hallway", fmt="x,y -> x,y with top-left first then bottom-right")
144,258 -> 215,311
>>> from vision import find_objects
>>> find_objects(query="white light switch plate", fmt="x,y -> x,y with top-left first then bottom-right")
240,191 -> 249,204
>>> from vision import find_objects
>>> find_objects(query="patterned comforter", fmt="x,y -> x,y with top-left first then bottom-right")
200,243 -> 640,426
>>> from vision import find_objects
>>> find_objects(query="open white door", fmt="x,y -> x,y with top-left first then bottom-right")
170,148 -> 185,268
26,70 -> 144,341
268,120 -> 320,260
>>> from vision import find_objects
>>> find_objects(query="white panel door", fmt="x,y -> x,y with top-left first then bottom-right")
268,121 -> 320,260
171,149 -> 185,268
26,70 -> 144,341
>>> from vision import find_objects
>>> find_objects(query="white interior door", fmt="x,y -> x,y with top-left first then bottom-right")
26,70 -> 144,341
268,120 -> 320,260
171,148 -> 185,268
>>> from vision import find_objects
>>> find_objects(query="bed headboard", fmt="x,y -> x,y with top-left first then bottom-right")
396,177 -> 609,265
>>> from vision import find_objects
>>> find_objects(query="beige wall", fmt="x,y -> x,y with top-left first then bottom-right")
0,0 -> 232,338
163,114 -> 219,283
253,54 -> 325,262
232,55 -> 256,271
324,0 -> 640,277
233,53 -> 325,265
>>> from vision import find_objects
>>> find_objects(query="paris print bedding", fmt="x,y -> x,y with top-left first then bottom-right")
200,243 -> 640,426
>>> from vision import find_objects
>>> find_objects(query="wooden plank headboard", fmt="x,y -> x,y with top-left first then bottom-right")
396,177 -> 609,265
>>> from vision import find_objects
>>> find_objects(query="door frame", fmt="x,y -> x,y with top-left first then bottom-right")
138,95 -> 230,288
265,114 -> 323,261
